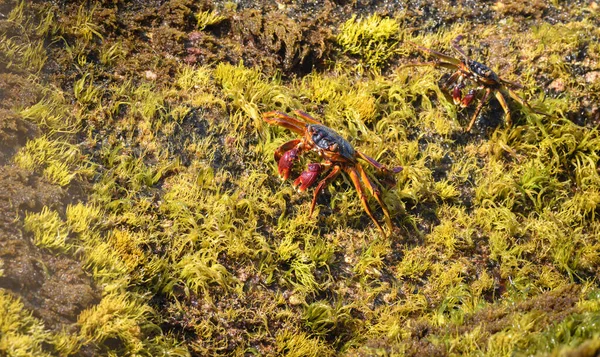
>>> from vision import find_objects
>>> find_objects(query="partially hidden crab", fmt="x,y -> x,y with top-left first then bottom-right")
263,110 -> 403,236
407,35 -> 549,131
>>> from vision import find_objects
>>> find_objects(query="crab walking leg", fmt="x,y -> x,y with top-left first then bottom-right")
451,35 -> 469,59
495,90 -> 513,128
407,41 -> 462,65
356,151 -> 403,175
263,111 -> 307,135
293,110 -> 322,125
504,87 -> 552,118
308,164 -> 341,217
512,89 -> 554,118
466,87 -> 492,132
402,61 -> 460,72
346,166 -> 386,236
356,164 -> 393,233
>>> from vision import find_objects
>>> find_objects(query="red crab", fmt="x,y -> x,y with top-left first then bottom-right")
263,110 -> 403,236
407,35 -> 549,131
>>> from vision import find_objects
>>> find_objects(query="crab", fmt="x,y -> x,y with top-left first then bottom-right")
406,35 -> 548,131
263,110 -> 403,236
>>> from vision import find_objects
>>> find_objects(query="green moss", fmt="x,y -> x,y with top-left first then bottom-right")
63,4 -> 103,43
0,291 -> 52,357
78,293 -> 154,355
6,0 -> 600,355
175,252 -> 238,297
195,10 -> 226,31
275,329 -> 335,357
13,135 -> 93,186
337,14 -> 401,70
23,206 -> 71,252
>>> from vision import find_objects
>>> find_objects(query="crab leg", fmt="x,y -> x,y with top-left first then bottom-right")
451,35 -> 469,60
407,41 -> 462,65
461,89 -> 477,107
274,139 -> 302,161
356,164 -> 393,233
495,90 -> 513,128
504,88 -> 551,118
346,166 -> 386,236
308,164 -> 341,217
403,61 -> 460,72
356,151 -> 403,176
263,111 -> 307,135
500,78 -> 524,90
293,110 -> 322,125
466,87 -> 492,132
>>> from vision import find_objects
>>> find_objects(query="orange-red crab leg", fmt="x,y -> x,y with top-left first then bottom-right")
440,71 -> 463,93
402,60 -> 460,72
356,163 -> 393,234
308,164 -> 341,217
357,151 -> 403,176
263,111 -> 307,135
274,139 -> 302,161
495,90 -> 513,128
504,88 -> 552,118
500,78 -> 524,90
466,87 -> 492,132
293,110 -> 322,125
451,35 -> 469,60
407,41 -> 462,66
345,166 -> 386,236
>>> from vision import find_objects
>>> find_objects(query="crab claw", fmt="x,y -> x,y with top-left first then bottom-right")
461,89 -> 476,107
452,86 -> 463,105
293,163 -> 322,192
278,148 -> 299,180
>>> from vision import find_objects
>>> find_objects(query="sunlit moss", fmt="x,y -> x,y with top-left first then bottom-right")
214,62 -> 295,131
19,90 -> 77,131
13,135 -> 92,186
337,14 -> 401,70
7,0 -> 600,355
63,4 -> 103,42
195,9 -> 226,30
275,329 -> 335,357
0,13 -> 47,73
78,293 -> 154,355
65,202 -> 102,234
99,42 -> 124,66
73,73 -> 102,107
23,206 -> 71,252
0,290 -> 52,357
175,252 -> 238,298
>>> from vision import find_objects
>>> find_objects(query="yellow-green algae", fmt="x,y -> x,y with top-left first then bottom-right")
1,0 -> 600,356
